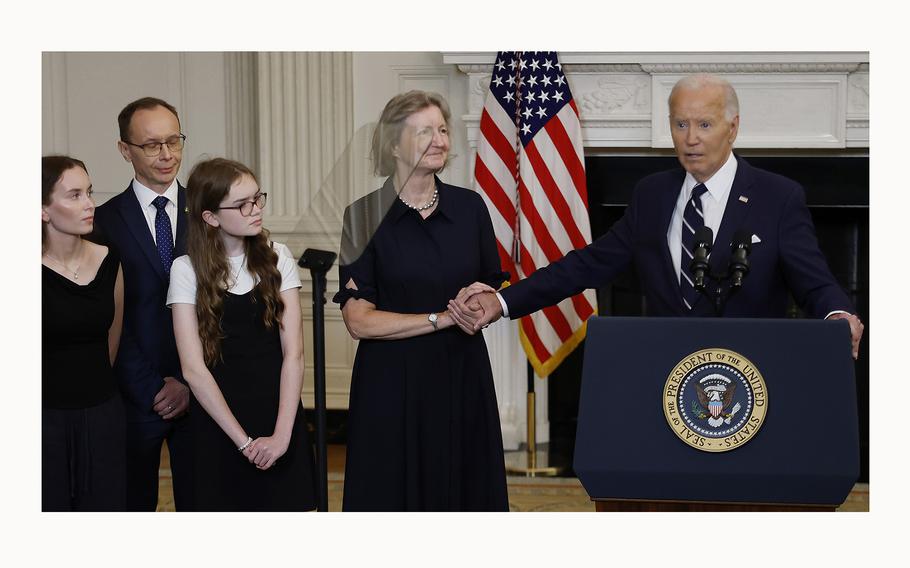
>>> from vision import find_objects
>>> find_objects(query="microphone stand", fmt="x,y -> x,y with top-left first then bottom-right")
698,264 -> 749,316
298,248 -> 337,512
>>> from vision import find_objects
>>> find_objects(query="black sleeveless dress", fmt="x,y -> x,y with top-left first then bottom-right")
189,289 -> 316,511
42,249 -> 126,511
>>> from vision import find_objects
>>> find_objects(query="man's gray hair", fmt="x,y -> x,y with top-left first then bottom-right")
669,74 -> 740,121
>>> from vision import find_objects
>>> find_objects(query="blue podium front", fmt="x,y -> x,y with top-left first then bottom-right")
574,317 -> 860,507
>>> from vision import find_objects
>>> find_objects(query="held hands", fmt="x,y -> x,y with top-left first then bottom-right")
827,312 -> 865,360
447,282 -> 504,334
152,376 -> 190,419
243,435 -> 290,470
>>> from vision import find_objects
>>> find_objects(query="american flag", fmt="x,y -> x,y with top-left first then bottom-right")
473,51 -> 596,377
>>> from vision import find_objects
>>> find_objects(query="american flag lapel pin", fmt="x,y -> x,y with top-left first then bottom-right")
738,195 -> 749,203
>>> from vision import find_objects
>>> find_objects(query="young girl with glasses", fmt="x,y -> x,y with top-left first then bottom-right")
168,157 -> 316,511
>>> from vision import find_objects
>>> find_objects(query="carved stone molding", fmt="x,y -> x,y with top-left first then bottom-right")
848,72 -> 870,114
563,64 -> 644,73
582,118 -> 651,129
575,75 -> 650,115
457,64 -> 495,75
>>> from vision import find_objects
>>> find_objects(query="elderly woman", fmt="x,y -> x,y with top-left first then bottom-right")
335,90 -> 509,511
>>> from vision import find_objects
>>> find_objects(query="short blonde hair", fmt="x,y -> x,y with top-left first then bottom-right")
370,90 -> 452,177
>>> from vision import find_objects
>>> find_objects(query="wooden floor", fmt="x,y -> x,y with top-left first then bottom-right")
155,444 -> 869,512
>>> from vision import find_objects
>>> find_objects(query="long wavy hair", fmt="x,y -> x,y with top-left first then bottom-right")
185,158 -> 284,366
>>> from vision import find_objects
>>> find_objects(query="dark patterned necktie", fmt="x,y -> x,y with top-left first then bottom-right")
680,183 -> 709,311
152,195 -> 174,274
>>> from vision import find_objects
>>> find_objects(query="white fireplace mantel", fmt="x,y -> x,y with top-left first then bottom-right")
443,51 -> 869,151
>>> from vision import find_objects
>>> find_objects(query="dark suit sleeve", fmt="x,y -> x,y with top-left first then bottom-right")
777,183 -> 854,318
500,182 -> 640,319
113,328 -> 166,411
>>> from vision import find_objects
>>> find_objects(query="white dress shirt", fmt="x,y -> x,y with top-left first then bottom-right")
132,178 -> 179,245
667,152 -> 738,283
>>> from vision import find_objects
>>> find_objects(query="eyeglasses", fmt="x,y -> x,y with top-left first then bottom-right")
123,134 -> 187,157
218,193 -> 267,217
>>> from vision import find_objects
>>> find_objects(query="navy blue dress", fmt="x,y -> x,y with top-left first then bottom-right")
334,178 -> 509,511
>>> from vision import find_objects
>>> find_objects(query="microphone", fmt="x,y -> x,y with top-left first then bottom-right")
689,226 -> 713,291
729,230 -> 752,288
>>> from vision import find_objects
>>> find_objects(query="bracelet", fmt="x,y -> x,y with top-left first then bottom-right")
237,436 -> 253,452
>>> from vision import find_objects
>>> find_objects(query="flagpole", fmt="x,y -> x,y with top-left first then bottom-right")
505,362 -> 562,477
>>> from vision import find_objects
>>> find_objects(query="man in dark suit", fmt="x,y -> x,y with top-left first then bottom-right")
450,74 -> 864,358
92,97 -> 194,510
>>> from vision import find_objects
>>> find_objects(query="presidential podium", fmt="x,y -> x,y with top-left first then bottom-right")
574,317 -> 860,512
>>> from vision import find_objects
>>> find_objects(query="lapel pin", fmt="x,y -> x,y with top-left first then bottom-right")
738,195 -> 749,203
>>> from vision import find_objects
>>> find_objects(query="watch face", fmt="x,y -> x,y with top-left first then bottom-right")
429,313 -> 438,322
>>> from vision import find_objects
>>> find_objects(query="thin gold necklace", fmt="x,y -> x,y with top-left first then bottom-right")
44,240 -> 84,280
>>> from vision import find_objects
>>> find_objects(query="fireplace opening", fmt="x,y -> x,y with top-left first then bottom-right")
548,153 -> 870,481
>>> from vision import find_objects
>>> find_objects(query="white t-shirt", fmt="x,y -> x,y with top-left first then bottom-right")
167,242 -> 301,306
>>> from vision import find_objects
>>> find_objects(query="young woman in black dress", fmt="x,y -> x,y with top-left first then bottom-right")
336,91 -> 510,511
168,158 -> 316,511
42,156 -> 126,511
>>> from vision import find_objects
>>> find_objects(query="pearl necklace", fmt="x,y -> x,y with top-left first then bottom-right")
399,187 -> 439,212
44,240 -> 84,281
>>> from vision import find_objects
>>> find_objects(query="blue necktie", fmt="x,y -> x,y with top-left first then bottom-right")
680,183 -> 709,311
152,196 -> 174,274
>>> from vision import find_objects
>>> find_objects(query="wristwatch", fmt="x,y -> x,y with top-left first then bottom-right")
428,312 -> 439,331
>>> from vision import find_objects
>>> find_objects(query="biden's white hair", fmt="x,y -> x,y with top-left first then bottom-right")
669,74 -> 740,121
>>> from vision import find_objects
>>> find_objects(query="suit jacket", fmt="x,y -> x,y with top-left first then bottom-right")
501,156 -> 853,320
92,182 -> 188,423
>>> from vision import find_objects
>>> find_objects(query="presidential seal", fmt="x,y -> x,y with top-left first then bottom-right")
662,348 -> 767,452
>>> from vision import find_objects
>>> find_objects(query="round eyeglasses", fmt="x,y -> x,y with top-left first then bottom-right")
218,193 -> 267,217
123,134 -> 186,157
